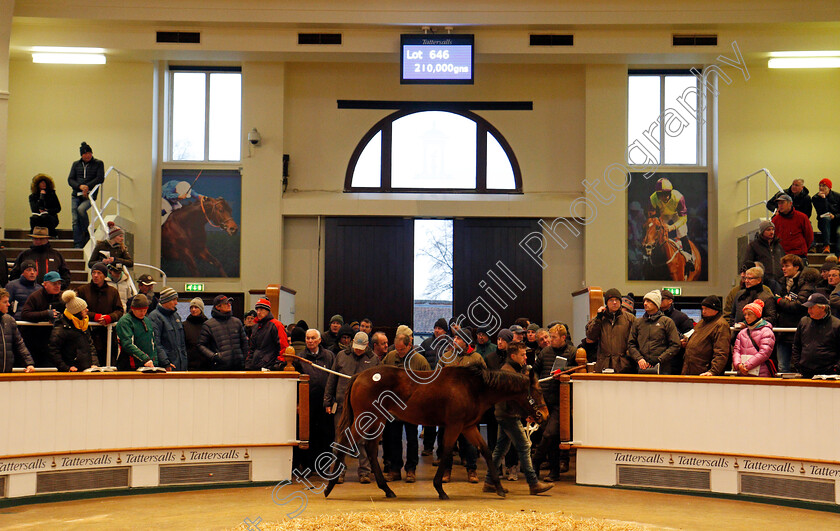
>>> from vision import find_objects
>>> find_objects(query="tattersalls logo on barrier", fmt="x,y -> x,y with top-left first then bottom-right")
0,449 -> 245,473
611,450 -> 840,478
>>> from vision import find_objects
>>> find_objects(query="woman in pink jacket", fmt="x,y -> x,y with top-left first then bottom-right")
733,299 -> 776,377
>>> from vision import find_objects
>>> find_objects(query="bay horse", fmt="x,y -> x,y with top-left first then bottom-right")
161,196 -> 238,277
322,364 -> 549,500
642,216 -> 702,281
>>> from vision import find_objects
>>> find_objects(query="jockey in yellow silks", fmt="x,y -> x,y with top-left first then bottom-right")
649,178 -> 695,272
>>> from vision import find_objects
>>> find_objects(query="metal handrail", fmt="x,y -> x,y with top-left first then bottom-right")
17,321 -> 117,366
736,168 -> 785,222
86,166 -> 135,245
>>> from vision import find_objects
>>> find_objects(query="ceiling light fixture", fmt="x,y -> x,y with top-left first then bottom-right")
32,46 -> 106,54
32,53 -> 106,65
768,57 -> 840,69
769,50 -> 840,58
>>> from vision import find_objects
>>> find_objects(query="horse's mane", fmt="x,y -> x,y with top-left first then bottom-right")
469,365 -> 528,394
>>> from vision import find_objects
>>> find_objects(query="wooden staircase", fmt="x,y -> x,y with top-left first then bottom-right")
2,229 -> 88,288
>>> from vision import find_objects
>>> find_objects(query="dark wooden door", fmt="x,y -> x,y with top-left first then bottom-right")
453,218 -> 543,331
324,217 -> 414,330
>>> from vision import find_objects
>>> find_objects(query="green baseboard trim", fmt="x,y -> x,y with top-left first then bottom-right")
579,483 -> 840,514
0,480 -> 278,509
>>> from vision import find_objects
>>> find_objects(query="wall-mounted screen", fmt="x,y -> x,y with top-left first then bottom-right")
400,34 -> 474,84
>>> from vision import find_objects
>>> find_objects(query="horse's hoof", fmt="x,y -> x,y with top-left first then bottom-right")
386,491 -> 397,499
324,484 -> 334,498
439,493 -> 449,500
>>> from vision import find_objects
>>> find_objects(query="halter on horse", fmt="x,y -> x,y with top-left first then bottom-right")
200,196 -> 237,235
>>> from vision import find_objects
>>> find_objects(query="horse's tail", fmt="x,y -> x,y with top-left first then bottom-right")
337,374 -> 358,443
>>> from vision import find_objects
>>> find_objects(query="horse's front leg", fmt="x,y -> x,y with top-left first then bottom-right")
197,248 -> 228,277
433,426 -> 461,500
462,424 -> 506,498
365,438 -> 396,498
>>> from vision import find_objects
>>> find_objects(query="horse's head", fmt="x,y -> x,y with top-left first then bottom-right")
520,367 -> 549,424
642,217 -> 666,257
210,197 -> 238,236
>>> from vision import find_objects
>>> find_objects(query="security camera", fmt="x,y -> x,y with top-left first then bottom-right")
247,128 -> 261,146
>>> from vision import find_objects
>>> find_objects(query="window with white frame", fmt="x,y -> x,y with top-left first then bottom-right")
168,66 -> 242,162
627,70 -> 706,166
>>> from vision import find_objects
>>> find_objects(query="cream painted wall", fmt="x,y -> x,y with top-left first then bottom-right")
6,59 -> 154,261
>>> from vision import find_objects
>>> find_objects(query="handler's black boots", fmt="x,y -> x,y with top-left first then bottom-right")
529,481 -> 554,495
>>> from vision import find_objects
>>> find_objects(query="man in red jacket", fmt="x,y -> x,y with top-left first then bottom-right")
772,194 -> 813,262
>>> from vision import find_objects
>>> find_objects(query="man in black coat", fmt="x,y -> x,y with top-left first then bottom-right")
767,179 -> 812,219
198,295 -> 248,370
67,141 -> 105,248
9,227 -> 71,289
660,290 -> 694,375
292,329 -> 336,474
743,220 -> 785,293
792,293 -> 840,378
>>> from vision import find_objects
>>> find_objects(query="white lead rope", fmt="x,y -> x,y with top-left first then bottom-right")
284,352 -> 352,379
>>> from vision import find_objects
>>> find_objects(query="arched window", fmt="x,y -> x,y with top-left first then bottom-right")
345,110 -> 522,193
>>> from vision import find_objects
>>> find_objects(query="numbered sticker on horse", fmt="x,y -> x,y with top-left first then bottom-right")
372,373 -> 381,382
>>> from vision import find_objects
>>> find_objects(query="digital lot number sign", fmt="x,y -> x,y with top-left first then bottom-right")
400,34 -> 474,84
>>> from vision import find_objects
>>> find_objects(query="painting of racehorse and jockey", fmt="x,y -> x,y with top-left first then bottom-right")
160,169 -> 241,278
627,172 -> 708,282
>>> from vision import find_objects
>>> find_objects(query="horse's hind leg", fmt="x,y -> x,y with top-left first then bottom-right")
323,450 -> 347,498
433,426 -> 461,500
463,424 -> 505,498
198,248 -> 228,277
366,438 -> 396,498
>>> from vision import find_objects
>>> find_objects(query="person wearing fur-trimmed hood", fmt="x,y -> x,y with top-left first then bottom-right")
29,174 -> 61,238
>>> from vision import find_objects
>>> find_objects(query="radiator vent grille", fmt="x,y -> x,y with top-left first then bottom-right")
617,465 -> 711,491
298,33 -> 342,45
530,34 -> 574,46
36,467 -> 130,494
159,462 -> 251,485
673,34 -> 718,46
156,31 -> 201,44
740,472 -> 835,503
0,475 -> 6,498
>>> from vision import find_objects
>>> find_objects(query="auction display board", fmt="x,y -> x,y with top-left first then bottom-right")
572,374 -> 840,505
0,372 -> 304,499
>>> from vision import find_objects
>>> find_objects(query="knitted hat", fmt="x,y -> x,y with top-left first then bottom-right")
159,287 -> 178,304
80,141 -> 92,155
291,326 -> 306,343
21,260 -> 36,272
296,319 -> 309,330
497,328 -> 513,343
348,320 -> 360,329
107,221 -> 124,240
621,293 -> 635,312
329,314 -> 344,325
743,298 -> 764,319
352,331 -> 369,350
603,288 -> 622,302
701,295 -> 722,312
456,327 -> 474,343
758,220 -> 775,235
643,290 -> 662,309
131,294 -> 150,308
91,262 -> 108,275
430,318 -> 445,331
43,271 -> 62,283
62,290 -> 87,315
255,298 -> 271,312
189,297 -> 205,311
820,178 -> 833,189
526,323 -> 540,331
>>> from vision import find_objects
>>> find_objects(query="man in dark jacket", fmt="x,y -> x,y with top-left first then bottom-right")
324,332 -> 379,484
291,329 -> 335,474
148,287 -> 188,371
198,295 -> 248,370
420,317 -> 449,368
776,255 -> 817,372
127,274 -> 158,313
531,324 -> 576,480
77,263 -> 124,366
321,314 -> 343,350
792,293 -> 840,378
731,267 -> 778,326
20,271 -> 64,367
772,195 -> 813,260
767,179 -> 812,219
0,288 -> 35,372
245,298 -> 288,370
484,342 -> 553,495
6,261 -> 41,320
9,227 -> 71,289
329,323 -> 354,355
628,290 -> 681,374
812,178 -> 840,253
184,297 -> 208,370
659,290 -> 694,375
586,288 -> 635,373
67,141 -> 105,248
743,220 -> 785,292
682,296 -> 731,376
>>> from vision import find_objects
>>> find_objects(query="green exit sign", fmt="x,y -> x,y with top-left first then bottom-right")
662,287 -> 681,296
185,283 -> 205,292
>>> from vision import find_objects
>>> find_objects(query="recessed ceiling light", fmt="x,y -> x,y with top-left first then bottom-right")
768,57 -> 840,69
32,53 -> 106,65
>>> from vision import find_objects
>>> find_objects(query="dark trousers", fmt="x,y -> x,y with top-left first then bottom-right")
531,405 -> 565,476
440,432 -> 478,471
423,425 -> 436,452
30,213 -> 59,237
481,408 -> 497,454
383,420 -> 419,472
294,399 -> 334,474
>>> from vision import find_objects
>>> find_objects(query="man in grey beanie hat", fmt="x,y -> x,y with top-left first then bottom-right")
743,219 -> 785,292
